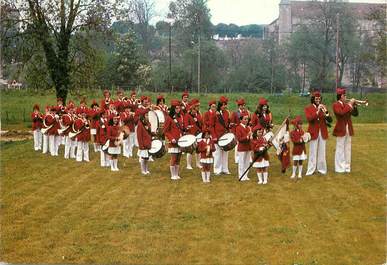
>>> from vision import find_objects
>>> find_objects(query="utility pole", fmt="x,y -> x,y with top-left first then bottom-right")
335,13 -> 339,90
197,33 -> 201,95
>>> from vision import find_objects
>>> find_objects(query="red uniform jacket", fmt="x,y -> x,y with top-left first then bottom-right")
235,124 -> 252,151
184,112 -> 202,135
230,109 -> 249,134
61,113 -> 74,136
88,109 -> 100,130
214,110 -> 230,140
251,137 -> 269,162
114,99 -> 125,113
290,129 -> 306,156
101,97 -> 114,110
163,115 -> 183,148
197,138 -> 216,159
304,104 -> 329,140
31,112 -> 42,130
74,118 -> 90,142
44,114 -> 59,135
107,124 -> 120,147
98,118 -> 109,145
120,111 -> 135,132
250,112 -> 272,130
202,110 -> 216,138
136,120 -> 152,150
332,101 -> 355,137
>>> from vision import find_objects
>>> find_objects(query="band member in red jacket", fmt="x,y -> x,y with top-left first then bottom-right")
332,87 -> 358,173
181,90 -> 189,114
251,124 -> 270,184
164,99 -> 184,180
89,100 -> 101,153
213,96 -> 231,175
60,107 -> 75,159
74,110 -> 90,162
41,106 -> 51,154
136,108 -> 152,175
155,94 -> 169,114
184,98 -> 202,170
304,91 -> 332,176
230,98 -> 249,163
101,89 -> 114,111
98,111 -> 110,167
197,129 -> 215,183
46,106 -> 60,156
120,104 -> 134,158
290,116 -> 307,179
202,100 -> 217,137
250,97 -> 273,132
31,104 -> 43,151
107,115 -> 121,171
235,113 -> 252,181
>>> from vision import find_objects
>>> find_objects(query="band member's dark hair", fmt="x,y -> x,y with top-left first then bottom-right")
108,118 -> 114,126
336,94 -> 342,101
169,105 -> 177,118
255,104 -> 271,115
217,102 -> 226,112
252,130 -> 258,138
311,96 -> 323,104
157,98 -> 165,105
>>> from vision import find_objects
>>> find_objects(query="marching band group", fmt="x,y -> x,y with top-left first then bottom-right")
31,87 -> 362,184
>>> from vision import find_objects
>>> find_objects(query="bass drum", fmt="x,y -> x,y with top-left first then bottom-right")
149,139 -> 166,158
196,132 -> 203,143
148,111 -> 159,135
178,134 -> 197,154
218,133 -> 236,151
302,132 -> 311,143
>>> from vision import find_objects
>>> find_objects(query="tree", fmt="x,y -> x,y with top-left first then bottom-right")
5,0 -> 113,103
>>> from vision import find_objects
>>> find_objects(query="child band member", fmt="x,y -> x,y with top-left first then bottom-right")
31,104 -> 43,151
107,115 -> 121,171
290,116 -> 307,179
251,124 -> 270,184
197,129 -> 215,183
235,113 -> 252,181
136,108 -> 152,175
164,100 -> 184,180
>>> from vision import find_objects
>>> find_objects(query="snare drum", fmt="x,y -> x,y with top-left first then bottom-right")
178,134 -> 197,154
149,139 -> 166,158
218,133 -> 237,151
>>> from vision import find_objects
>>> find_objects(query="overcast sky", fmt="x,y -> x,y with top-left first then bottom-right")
152,0 -> 386,25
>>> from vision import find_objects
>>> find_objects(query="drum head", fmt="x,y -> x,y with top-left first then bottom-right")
218,133 -> 234,147
155,110 -> 165,123
178,134 -> 196,147
149,139 -> 163,154
148,111 -> 159,133
196,132 -> 203,143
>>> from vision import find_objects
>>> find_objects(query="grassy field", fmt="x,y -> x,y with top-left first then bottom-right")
1,122 -> 386,264
1,90 -> 386,130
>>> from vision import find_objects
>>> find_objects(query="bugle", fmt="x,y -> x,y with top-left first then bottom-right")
347,99 -> 368,106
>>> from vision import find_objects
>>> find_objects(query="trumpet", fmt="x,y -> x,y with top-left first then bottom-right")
318,104 -> 330,116
348,99 -> 369,106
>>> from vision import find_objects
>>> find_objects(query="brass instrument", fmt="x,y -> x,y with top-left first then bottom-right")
318,104 -> 330,116
346,99 -> 368,106
41,114 -> 54,134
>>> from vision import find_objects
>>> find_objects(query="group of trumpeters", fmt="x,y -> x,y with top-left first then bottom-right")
31,87 -> 364,183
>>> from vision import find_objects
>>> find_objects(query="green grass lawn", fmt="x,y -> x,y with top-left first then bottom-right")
1,123 -> 386,264
1,90 -> 386,130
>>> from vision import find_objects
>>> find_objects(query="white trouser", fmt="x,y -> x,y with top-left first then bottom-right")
42,134 -> 48,153
187,153 -> 201,168
238,151 -> 251,179
55,135 -> 62,154
76,141 -> 89,162
234,145 -> 239,163
134,126 -> 139,147
128,132 -> 136,156
49,135 -> 58,156
335,131 -> 351,173
64,135 -> 72,159
213,144 -> 229,174
70,139 -> 77,158
122,137 -> 130,157
306,131 -> 327,175
33,129 -> 42,150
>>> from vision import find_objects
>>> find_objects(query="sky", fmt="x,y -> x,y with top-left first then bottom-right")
152,0 -> 386,26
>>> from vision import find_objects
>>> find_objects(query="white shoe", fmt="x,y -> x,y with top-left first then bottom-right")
146,171 -> 150,175
298,174 -> 302,179
186,166 -> 193,170
258,180 -> 263,184
263,180 -> 267,185
290,174 -> 296,179
223,171 -> 231,175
